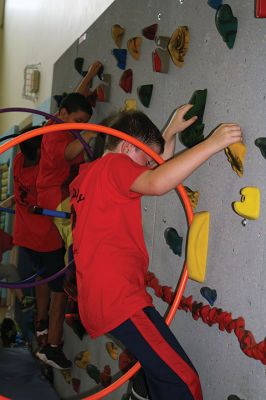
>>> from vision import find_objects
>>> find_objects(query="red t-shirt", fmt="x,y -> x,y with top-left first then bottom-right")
0,228 -> 13,262
70,153 -> 153,338
13,152 -> 63,251
36,128 -> 84,210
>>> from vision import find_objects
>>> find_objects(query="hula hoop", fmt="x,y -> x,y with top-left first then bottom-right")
0,123 -> 194,399
0,261 -> 72,289
0,107 -> 93,159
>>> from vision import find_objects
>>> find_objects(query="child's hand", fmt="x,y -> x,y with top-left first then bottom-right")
207,123 -> 243,152
83,131 -> 97,143
166,104 -> 198,137
87,61 -> 103,78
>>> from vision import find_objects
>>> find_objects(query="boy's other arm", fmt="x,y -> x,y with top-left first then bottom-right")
64,132 -> 96,161
161,104 -> 197,160
75,61 -> 103,97
131,123 -> 242,196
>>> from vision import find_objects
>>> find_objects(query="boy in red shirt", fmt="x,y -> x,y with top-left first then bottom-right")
13,131 -> 73,368
70,109 -> 242,400
35,62 -> 102,368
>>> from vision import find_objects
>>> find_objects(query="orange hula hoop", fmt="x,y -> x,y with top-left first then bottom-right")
0,123 -> 194,399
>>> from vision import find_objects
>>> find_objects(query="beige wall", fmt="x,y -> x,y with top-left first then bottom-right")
0,0 -> 115,133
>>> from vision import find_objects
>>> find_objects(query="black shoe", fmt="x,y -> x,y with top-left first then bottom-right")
130,370 -> 150,400
36,345 -> 72,370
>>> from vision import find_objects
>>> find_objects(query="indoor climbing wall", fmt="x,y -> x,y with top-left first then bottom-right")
51,0 -> 266,399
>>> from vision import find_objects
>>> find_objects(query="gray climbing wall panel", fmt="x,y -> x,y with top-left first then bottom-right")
51,1 -> 266,399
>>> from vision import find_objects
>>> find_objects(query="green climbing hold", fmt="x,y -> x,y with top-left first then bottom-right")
137,85 -> 153,108
179,89 -> 207,148
255,137 -> 266,159
164,227 -> 183,257
86,364 -> 101,384
215,4 -> 238,49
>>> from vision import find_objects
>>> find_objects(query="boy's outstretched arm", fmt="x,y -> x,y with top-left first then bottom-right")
75,61 -> 103,97
131,123 -> 242,196
162,104 -> 197,160
64,131 -> 96,161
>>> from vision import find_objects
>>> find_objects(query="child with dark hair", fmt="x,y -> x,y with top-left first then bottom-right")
70,108 -> 242,400
35,61 -> 102,368
12,126 -> 71,368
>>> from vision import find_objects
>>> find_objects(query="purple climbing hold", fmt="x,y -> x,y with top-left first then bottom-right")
200,287 -> 217,306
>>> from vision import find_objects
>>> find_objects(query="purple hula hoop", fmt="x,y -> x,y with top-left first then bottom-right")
0,261 -> 72,289
0,107 -> 94,159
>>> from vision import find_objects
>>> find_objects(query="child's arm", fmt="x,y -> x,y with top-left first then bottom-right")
64,131 -> 96,161
75,61 -> 103,97
131,123 -> 242,195
162,104 -> 197,160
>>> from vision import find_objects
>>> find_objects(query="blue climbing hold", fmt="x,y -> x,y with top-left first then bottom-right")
112,49 -> 127,70
200,287 -> 217,306
208,0 -> 223,10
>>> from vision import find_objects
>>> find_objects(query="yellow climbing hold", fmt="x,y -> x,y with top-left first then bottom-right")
106,341 -> 119,360
233,187 -> 260,220
187,211 -> 210,283
122,99 -> 137,111
184,186 -> 200,211
225,142 -> 247,177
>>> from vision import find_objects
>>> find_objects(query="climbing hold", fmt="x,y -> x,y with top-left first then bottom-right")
200,286 -> 217,306
74,57 -> 87,77
137,84 -> 153,107
168,26 -> 190,67
106,341 -> 119,360
61,369 -> 71,384
119,349 -> 136,373
72,378 -> 81,393
179,89 -> 207,148
53,92 -> 68,108
187,211 -> 210,283
233,187 -> 260,220
227,395 -> 245,400
112,49 -> 127,70
215,4 -> 238,49
111,24 -> 125,48
255,137 -> 266,159
142,23 -> 158,40
164,227 -> 183,257
86,364 -> 101,384
208,0 -> 223,10
122,98 -> 137,111
225,142 -> 247,177
74,350 -> 90,369
152,48 -> 170,73
127,37 -> 142,60
184,186 -> 200,210
155,35 -> 170,49
100,365 -> 112,387
96,74 -> 111,102
119,69 -> 133,93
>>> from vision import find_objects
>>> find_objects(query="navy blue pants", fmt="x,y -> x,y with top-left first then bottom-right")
109,307 -> 203,400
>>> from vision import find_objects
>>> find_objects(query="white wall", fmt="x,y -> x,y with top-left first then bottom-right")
0,0 -> 115,133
